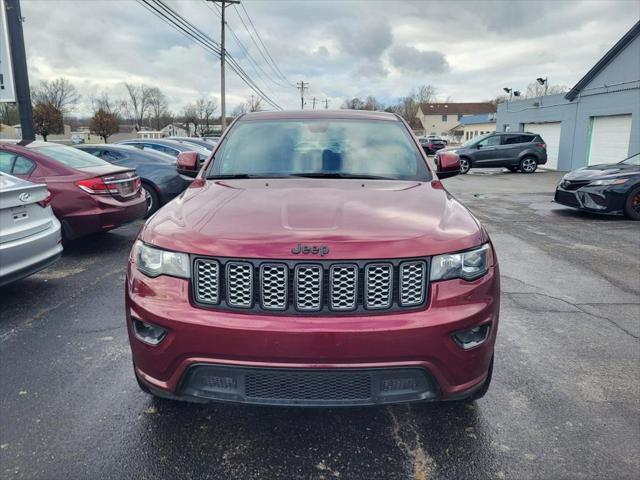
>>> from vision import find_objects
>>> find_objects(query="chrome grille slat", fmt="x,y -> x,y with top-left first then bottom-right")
194,259 -> 220,304
365,263 -> 393,309
400,261 -> 427,306
295,265 -> 323,311
330,264 -> 358,311
193,258 -> 428,313
260,264 -> 288,310
226,262 -> 253,308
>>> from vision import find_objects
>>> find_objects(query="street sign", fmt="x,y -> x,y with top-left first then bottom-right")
0,0 -> 17,102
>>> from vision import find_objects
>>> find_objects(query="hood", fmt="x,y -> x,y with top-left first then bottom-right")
141,178 -> 486,259
565,162 -> 639,180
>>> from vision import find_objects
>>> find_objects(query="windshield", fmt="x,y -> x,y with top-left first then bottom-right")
461,133 -> 492,148
208,119 -> 430,181
619,153 -> 640,166
34,145 -> 109,168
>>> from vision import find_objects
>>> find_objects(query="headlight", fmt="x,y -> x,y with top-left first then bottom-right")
135,241 -> 190,278
588,178 -> 628,186
430,244 -> 491,281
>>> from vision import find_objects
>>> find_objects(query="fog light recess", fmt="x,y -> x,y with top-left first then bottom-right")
132,317 -> 167,345
452,323 -> 491,350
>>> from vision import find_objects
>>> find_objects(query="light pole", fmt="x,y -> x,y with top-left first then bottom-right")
503,87 -> 513,101
537,77 -> 548,96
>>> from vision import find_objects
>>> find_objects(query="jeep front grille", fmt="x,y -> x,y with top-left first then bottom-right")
193,257 -> 429,314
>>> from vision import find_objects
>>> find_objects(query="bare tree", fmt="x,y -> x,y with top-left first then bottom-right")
124,83 -> 153,131
524,82 -> 569,98
31,78 -> 81,114
147,87 -> 169,130
91,91 -> 124,118
341,97 -> 366,110
181,104 -> 199,136
389,84 -> 438,123
363,96 -> 383,111
0,103 -> 19,126
195,97 -> 218,136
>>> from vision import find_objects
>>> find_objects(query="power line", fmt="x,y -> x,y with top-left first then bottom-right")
200,0 -> 286,91
137,0 -> 282,111
148,0 -> 280,111
234,3 -> 294,87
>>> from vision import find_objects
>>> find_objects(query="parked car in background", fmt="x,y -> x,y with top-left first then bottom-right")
0,173 -> 63,286
421,135 -> 448,145
438,132 -> 547,174
116,139 -> 210,165
127,110 -> 499,407
77,144 -> 192,217
419,137 -> 447,155
555,152 -> 640,220
0,141 -> 146,241
168,137 -> 217,152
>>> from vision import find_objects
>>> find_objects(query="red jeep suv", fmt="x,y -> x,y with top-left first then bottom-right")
126,111 -> 500,406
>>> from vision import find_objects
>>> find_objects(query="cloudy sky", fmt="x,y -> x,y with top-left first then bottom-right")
19,0 -> 640,115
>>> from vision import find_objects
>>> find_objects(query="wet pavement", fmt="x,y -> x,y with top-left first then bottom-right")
1,170 -> 638,479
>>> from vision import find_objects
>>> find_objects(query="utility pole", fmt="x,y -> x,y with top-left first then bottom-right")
296,81 -> 308,110
311,97 -> 317,110
324,99 -> 329,109
4,0 -> 34,141
207,0 -> 239,132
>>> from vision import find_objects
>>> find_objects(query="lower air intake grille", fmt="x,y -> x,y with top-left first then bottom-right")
245,370 -> 372,401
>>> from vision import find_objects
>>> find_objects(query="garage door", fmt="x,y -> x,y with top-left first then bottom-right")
524,122 -> 561,170
588,114 -> 632,165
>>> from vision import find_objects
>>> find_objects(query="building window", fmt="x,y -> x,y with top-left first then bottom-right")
442,114 -> 448,122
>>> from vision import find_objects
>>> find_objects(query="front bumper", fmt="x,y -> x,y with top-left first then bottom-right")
554,185 -> 626,215
126,262 -> 500,405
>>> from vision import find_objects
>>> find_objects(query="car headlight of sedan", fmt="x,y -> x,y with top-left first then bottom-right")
588,178 -> 628,186
135,241 -> 190,278
430,244 -> 491,281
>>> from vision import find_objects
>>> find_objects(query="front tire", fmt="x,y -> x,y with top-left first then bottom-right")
624,187 -> 640,220
519,157 -> 538,173
459,157 -> 471,174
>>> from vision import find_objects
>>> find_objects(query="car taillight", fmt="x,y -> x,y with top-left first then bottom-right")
134,177 -> 141,191
76,177 -> 118,195
537,143 -> 546,149
428,143 -> 434,149
37,190 -> 52,208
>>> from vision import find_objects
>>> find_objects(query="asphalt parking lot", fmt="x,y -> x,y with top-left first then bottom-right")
1,169 -> 638,480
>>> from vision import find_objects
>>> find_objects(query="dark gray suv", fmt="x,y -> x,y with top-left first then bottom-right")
437,132 -> 548,174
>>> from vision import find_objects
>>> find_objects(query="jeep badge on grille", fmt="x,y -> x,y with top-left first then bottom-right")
291,243 -> 330,256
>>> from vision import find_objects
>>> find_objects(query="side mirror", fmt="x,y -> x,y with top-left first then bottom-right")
476,143 -> 482,149
437,152 -> 460,179
177,151 -> 199,177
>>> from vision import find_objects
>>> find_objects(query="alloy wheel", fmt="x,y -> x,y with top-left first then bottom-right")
143,185 -> 153,213
521,158 -> 536,173
459,158 -> 470,174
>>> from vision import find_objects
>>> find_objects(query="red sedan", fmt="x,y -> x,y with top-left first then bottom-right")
0,141 -> 147,240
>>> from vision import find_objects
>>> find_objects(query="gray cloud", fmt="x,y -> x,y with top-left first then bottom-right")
389,46 -> 449,74
16,0 -> 640,113
330,18 -> 393,59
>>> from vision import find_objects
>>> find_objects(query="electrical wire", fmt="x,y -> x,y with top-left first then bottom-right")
137,0 -> 282,110
234,2 -> 294,87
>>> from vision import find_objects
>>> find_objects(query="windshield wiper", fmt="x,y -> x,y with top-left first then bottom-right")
288,172 -> 396,180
